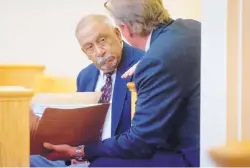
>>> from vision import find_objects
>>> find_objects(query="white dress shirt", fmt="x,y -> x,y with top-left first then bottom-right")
145,31 -> 153,51
95,70 -> 116,140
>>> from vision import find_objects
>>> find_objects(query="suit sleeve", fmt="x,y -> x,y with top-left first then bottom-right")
84,54 -> 186,160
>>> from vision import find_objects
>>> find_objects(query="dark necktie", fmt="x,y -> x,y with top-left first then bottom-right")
98,72 -> 113,103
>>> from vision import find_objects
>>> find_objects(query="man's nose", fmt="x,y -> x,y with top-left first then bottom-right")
95,47 -> 106,57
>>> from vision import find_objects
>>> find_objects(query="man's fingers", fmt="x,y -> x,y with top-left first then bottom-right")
121,72 -> 129,78
43,142 -> 55,150
128,70 -> 134,76
122,71 -> 130,78
124,71 -> 133,78
122,69 -> 133,78
122,62 -> 139,78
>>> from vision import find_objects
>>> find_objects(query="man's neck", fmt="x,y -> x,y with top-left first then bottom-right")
134,33 -> 152,51
134,36 -> 147,51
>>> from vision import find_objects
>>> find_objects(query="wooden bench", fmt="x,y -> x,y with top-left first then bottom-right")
0,87 -> 33,166
0,64 -> 45,89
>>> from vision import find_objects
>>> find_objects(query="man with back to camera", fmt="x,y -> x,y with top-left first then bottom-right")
29,14 -> 144,167
42,0 -> 201,167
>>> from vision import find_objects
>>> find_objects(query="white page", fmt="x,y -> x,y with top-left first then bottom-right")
31,92 -> 102,117
31,92 -> 102,105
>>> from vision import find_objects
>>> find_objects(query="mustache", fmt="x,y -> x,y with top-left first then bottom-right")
97,54 -> 112,66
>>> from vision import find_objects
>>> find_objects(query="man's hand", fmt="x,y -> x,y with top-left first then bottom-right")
121,62 -> 139,78
42,142 -> 78,161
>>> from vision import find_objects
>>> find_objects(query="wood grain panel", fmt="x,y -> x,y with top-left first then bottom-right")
0,87 -> 33,166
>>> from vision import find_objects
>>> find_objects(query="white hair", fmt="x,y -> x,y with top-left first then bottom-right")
75,14 -> 114,37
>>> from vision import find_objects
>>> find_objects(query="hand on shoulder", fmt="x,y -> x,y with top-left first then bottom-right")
121,61 -> 140,78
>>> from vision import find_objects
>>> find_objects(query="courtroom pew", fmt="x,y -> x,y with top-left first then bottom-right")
0,86 -> 33,167
0,64 -> 76,93
0,64 -> 45,89
33,74 -> 76,93
0,64 -> 76,166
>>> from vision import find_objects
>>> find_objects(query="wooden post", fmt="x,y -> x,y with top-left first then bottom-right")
225,0 -> 240,141
209,0 -> 250,166
0,87 -> 33,167
127,82 -> 137,119
241,0 -> 250,140
209,141 -> 250,166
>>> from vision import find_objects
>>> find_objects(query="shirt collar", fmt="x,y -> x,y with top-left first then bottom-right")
100,70 -> 104,77
145,31 -> 153,51
99,70 -> 116,78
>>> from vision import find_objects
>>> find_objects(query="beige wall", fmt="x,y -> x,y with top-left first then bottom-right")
201,0 -> 250,166
0,0 -> 201,77
164,0 -> 201,21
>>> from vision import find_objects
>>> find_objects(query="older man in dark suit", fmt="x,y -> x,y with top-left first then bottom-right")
30,14 -> 144,167
42,0 -> 201,167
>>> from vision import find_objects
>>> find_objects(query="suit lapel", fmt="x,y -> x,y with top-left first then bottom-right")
111,43 -> 133,136
85,67 -> 99,91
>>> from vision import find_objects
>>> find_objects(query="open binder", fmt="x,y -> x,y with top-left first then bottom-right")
30,92 -> 109,155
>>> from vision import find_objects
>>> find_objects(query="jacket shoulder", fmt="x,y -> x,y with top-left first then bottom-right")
123,42 -> 144,63
77,64 -> 96,79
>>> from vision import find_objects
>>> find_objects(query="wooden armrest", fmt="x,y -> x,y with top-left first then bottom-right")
127,82 -> 137,119
209,141 -> 250,167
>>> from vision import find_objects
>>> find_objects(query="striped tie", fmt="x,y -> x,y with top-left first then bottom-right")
98,72 -> 113,103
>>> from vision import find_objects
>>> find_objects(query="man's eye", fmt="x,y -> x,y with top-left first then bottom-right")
86,45 -> 93,50
100,38 -> 105,42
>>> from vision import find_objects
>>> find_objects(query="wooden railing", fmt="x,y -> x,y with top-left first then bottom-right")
127,82 -> 137,119
33,74 -> 76,93
0,87 -> 33,167
209,140 -> 250,166
0,64 -> 76,93
0,64 -> 75,167
0,64 -> 45,89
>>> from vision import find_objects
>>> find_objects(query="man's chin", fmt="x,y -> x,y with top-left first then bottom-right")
100,66 -> 116,73
101,69 -> 115,73
100,64 -> 117,73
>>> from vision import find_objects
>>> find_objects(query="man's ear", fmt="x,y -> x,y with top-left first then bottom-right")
114,27 -> 122,42
119,23 -> 134,38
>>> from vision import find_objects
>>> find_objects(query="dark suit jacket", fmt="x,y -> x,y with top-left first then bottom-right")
77,42 -> 144,136
84,19 -> 201,167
